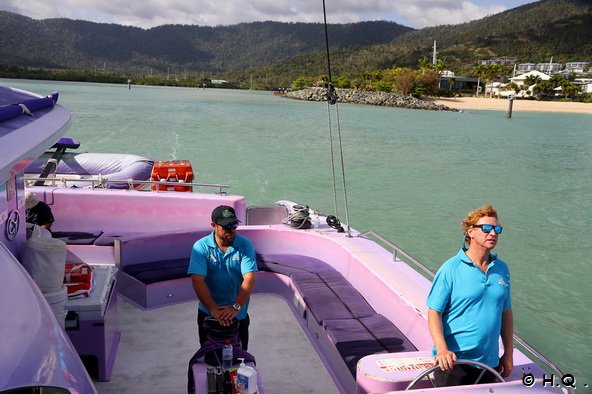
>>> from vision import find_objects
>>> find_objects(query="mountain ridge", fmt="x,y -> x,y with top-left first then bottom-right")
1,0 -> 591,88
0,11 -> 412,72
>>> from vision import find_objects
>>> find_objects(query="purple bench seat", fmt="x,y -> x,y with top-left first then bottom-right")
259,255 -> 375,324
94,232 -> 145,246
52,231 -> 143,246
258,254 -> 416,378
52,231 -> 103,245
257,254 -> 336,275
122,258 -> 190,284
115,230 -> 209,309
300,284 -> 375,323
290,270 -> 351,288
324,315 -> 417,376
289,272 -> 375,324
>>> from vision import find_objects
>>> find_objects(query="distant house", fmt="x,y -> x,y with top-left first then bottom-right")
517,63 -> 537,73
509,70 -> 551,97
575,78 -> 592,94
484,81 -> 505,97
479,57 -> 517,66
517,62 -> 562,75
565,62 -> 589,73
210,79 -> 228,85
439,76 -> 479,92
537,62 -> 563,75
509,70 -> 550,87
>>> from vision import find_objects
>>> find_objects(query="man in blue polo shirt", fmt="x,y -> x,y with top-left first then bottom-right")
188,205 -> 257,350
427,204 -> 513,386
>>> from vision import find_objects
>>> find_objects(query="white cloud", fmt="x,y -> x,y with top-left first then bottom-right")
0,0 -> 522,29
393,1 -> 508,28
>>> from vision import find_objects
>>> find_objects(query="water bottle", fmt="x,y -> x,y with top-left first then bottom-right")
222,340 -> 233,371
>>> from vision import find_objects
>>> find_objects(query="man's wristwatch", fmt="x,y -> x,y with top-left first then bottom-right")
232,303 -> 241,311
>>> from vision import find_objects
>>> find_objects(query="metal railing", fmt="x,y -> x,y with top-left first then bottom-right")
25,175 -> 231,195
359,230 -> 435,279
358,229 -> 567,383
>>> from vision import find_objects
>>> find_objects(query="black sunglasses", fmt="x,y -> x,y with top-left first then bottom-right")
220,223 -> 239,232
471,224 -> 503,234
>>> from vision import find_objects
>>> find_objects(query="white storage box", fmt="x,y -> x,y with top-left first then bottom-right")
66,265 -> 117,320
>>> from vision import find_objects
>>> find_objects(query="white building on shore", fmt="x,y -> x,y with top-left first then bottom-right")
509,70 -> 551,87
515,61 -> 590,76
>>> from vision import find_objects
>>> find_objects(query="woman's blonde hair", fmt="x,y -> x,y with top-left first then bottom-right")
462,204 -> 498,242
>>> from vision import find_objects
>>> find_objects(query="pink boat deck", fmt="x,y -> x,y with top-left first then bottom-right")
27,187 -> 562,393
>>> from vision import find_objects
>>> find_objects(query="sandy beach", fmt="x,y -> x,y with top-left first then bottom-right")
429,97 -> 592,114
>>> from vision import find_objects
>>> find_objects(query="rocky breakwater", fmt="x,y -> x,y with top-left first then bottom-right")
285,87 -> 459,112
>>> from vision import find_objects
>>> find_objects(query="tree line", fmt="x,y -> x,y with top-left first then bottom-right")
290,60 -> 592,103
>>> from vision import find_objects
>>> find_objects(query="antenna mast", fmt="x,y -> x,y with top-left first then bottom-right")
432,40 -> 437,65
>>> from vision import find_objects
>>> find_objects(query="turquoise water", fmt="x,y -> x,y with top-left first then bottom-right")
4,79 -> 591,388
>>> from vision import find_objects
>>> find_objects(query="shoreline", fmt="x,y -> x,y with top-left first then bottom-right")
285,87 -> 458,112
284,88 -> 591,114
427,97 -> 592,114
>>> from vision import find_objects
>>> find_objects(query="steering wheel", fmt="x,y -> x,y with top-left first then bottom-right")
405,359 -> 505,390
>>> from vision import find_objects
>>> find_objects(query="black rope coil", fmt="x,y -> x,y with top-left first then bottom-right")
282,204 -> 312,229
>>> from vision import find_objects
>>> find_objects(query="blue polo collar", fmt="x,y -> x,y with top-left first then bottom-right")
205,231 -> 236,253
458,247 -> 498,267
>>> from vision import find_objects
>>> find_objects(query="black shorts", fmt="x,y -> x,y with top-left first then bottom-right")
434,363 -> 501,387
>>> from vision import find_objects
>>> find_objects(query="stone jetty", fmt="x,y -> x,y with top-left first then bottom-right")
285,87 -> 459,112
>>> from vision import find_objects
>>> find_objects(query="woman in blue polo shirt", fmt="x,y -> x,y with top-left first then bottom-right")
427,204 -> 513,386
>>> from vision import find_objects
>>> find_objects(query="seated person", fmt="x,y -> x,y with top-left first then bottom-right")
25,192 -> 54,232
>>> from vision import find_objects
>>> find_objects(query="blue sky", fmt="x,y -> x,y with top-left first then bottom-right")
0,0 -> 538,29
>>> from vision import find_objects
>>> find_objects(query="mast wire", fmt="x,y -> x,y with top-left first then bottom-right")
322,0 -> 333,83
326,97 -> 339,218
322,0 -> 352,237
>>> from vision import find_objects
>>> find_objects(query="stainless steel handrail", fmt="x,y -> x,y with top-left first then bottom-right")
358,229 -> 567,381
359,230 -> 435,279
25,176 -> 231,194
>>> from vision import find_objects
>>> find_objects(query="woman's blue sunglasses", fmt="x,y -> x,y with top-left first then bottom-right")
472,224 -> 503,234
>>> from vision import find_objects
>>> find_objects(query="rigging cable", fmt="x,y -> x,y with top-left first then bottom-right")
325,86 -> 339,218
322,0 -> 352,237
322,0 -> 339,218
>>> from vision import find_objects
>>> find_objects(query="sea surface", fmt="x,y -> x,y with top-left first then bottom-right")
4,79 -> 591,389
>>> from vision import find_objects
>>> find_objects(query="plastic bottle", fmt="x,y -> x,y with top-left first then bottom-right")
222,339 -> 233,371
236,358 -> 258,394
223,370 -> 233,394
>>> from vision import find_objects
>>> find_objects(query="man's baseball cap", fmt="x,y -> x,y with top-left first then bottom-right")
211,205 -> 240,226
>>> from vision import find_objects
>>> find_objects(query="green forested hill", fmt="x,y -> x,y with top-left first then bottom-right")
0,12 -> 411,73
256,0 -> 592,84
388,0 -> 592,71
1,0 -> 591,88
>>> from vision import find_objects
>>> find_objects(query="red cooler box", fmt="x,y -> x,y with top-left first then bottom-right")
150,159 -> 194,192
